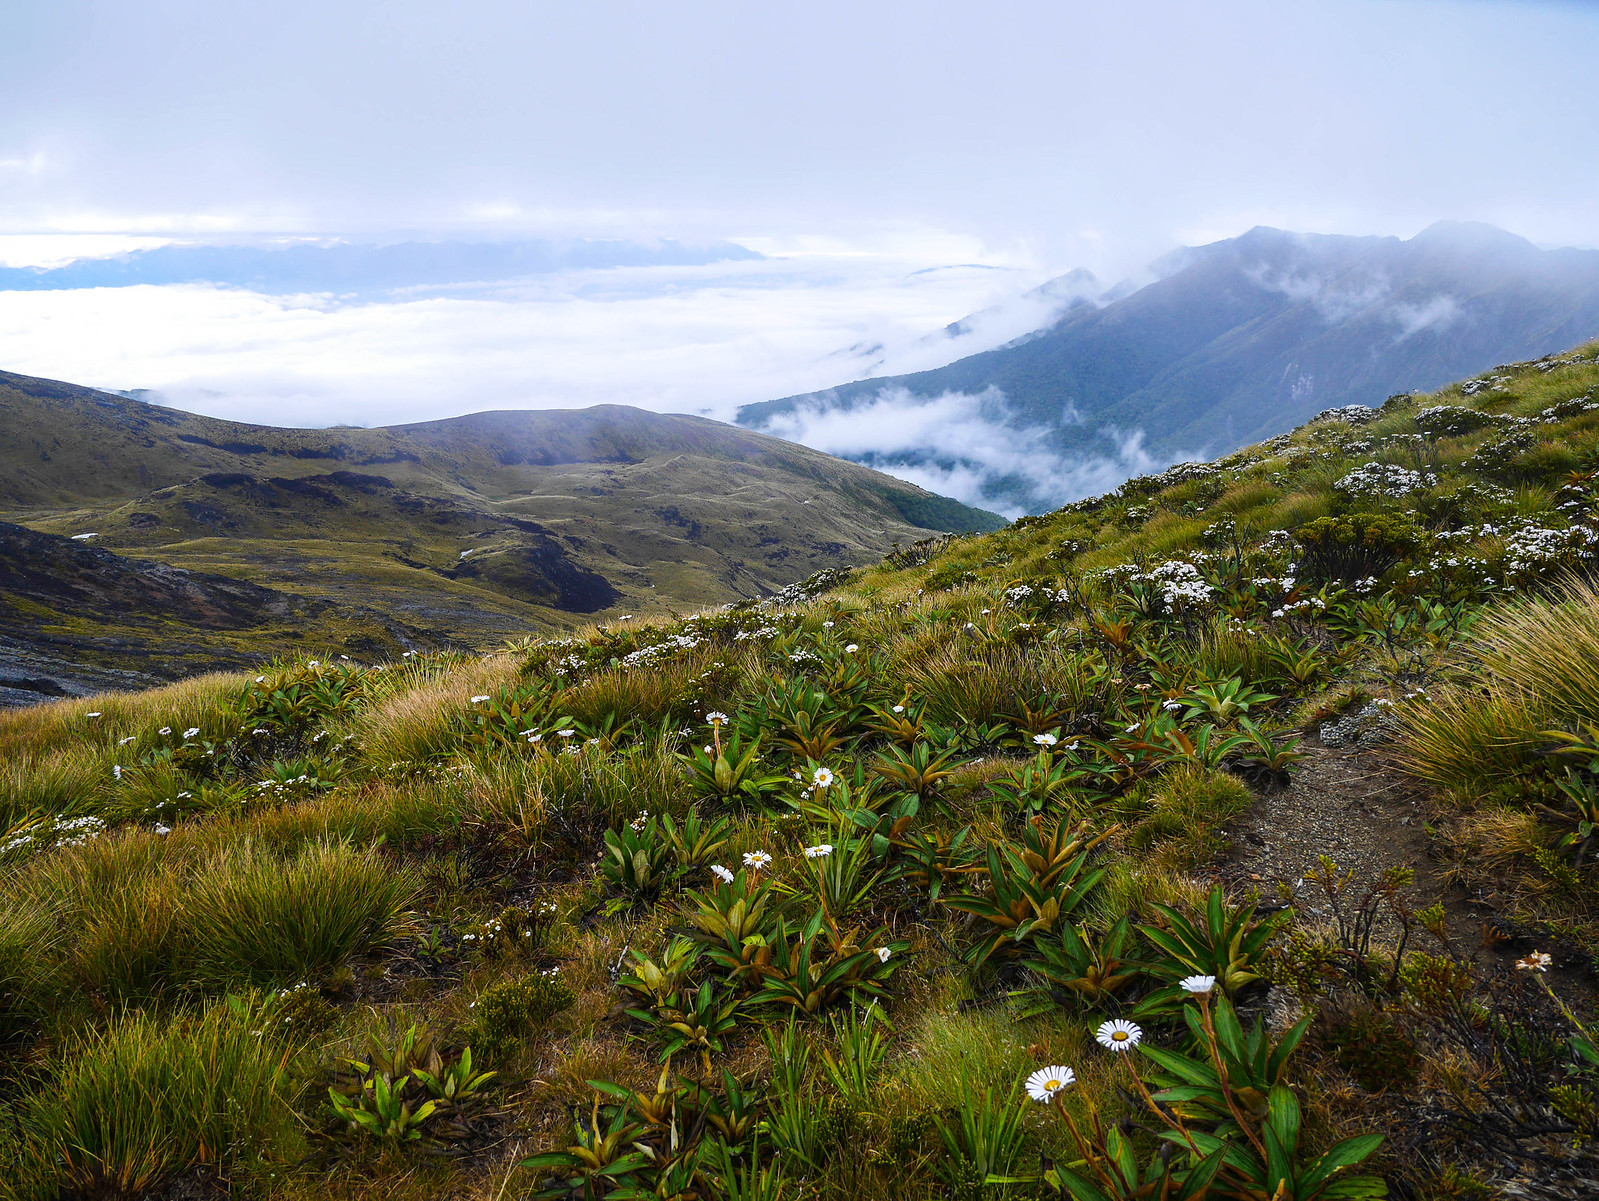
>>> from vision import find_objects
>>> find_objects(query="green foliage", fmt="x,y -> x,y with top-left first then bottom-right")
933,1080 -> 1028,1201
7,999 -> 299,1198
1296,513 -> 1420,583
469,969 -> 575,1059
1140,885 -> 1279,998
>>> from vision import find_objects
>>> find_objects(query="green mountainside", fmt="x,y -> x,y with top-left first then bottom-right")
4,342 -> 1599,1197
0,370 -> 1001,696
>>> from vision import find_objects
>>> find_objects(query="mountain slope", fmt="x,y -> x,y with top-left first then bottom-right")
0,370 -> 1003,668
738,222 -> 1599,513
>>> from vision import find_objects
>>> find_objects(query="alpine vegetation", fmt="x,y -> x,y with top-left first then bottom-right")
3,343 -> 1599,1198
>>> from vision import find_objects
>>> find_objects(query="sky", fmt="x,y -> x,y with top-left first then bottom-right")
2,0 -> 1598,506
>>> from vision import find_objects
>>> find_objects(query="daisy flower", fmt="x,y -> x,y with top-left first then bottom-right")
711,864 -> 735,884
159,727 -> 172,736
743,850 -> 773,872
892,704 -> 905,714
705,711 -> 729,726
1095,1019 -> 1142,1052
804,844 -> 834,859
845,643 -> 859,653
470,695 -> 490,704
876,947 -> 892,963
1034,733 -> 1058,747
1516,950 -> 1553,972
1180,975 -> 1217,995
556,728 -> 576,738
183,727 -> 200,739
812,766 -> 835,789
1025,1066 -> 1076,1103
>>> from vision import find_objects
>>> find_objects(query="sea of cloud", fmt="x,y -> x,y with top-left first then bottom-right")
756,385 -> 1165,517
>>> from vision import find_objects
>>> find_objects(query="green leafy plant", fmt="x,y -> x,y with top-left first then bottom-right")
1139,885 -> 1279,998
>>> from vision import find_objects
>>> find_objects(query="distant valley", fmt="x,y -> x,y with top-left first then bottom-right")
0,371 -> 1000,700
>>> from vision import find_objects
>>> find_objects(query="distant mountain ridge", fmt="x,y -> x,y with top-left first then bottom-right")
0,238 -> 762,294
738,222 -> 1599,513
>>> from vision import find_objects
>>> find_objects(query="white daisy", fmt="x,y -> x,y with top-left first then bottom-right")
845,643 -> 859,653
1034,732 -> 1058,747
1025,1066 -> 1076,1103
1516,950 -> 1553,972
557,728 -> 576,737
812,766 -> 835,789
1180,974 -> 1217,995
159,727 -> 172,735
86,712 -> 102,718
711,864 -> 735,884
1095,1019 -> 1142,1052
183,727 -> 200,739
470,695 -> 490,704
892,704 -> 905,714
705,711 -> 730,726
804,844 -> 834,859
743,850 -> 773,871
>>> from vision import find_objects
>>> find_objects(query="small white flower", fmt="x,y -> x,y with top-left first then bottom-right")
711,864 -> 735,884
822,620 -> 835,628
86,711 -> 102,718
183,727 -> 200,739
876,946 -> 892,963
705,711 -> 730,726
118,736 -> 136,746
892,704 -> 905,714
1180,974 -> 1217,995
1516,950 -> 1553,973
470,695 -> 490,704
557,728 -> 576,737
1095,1019 -> 1142,1052
1125,722 -> 1141,734
845,643 -> 859,653
159,727 -> 172,735
1025,1066 -> 1076,1103
812,766 -> 835,789
113,764 -> 123,779
153,823 -> 172,835
1033,733 -> 1058,747
743,850 -> 773,871
704,745 -> 714,754
804,844 -> 834,859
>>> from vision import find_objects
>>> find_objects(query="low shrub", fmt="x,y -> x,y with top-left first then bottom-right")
1126,767 -> 1254,866
469,969 -> 575,1060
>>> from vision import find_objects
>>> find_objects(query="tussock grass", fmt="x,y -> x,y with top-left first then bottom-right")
0,744 -> 109,825
0,895 -> 64,1043
1402,578 -> 1599,791
184,838 -> 418,987
7,1001 -> 300,1198
0,673 -> 241,760
357,655 -> 522,766
1125,766 -> 1254,867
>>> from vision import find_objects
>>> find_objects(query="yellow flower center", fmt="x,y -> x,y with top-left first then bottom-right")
1111,1030 -> 1128,1042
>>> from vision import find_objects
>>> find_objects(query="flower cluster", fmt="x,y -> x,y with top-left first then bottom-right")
1335,462 -> 1435,498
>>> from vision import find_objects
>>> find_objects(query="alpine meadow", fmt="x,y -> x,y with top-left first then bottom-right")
8,342 -> 1599,1199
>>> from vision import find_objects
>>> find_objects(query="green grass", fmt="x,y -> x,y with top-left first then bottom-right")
1,342 -> 1599,1198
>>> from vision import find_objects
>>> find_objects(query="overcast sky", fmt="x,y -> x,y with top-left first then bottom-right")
2,0 -> 1597,473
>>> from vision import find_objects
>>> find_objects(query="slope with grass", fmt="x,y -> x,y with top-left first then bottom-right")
0,369 -> 1002,695
5,343 -> 1599,1198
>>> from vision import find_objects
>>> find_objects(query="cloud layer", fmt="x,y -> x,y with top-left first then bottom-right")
756,386 -> 1165,517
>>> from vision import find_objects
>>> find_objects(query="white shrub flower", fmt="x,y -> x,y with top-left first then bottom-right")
1025,1066 -> 1076,1102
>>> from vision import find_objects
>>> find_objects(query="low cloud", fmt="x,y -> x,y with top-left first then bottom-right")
1389,294 -> 1462,339
1246,264 -> 1391,323
753,385 -> 1165,517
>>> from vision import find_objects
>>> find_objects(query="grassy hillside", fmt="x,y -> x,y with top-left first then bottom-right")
0,371 -> 1002,697
3,342 -> 1599,1198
